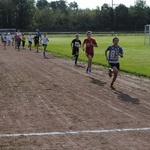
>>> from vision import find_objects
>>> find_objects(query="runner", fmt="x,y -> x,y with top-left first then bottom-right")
7,33 -> 12,46
2,33 -> 7,50
42,33 -> 49,58
105,37 -> 124,90
21,33 -> 26,49
28,33 -> 33,50
71,34 -> 81,65
33,34 -> 39,53
82,31 -> 98,74
14,33 -> 18,49
17,36 -> 21,51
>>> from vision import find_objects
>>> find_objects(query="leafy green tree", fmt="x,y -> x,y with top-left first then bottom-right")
114,4 -> 129,30
0,0 -> 15,28
72,9 -> 96,31
128,0 -> 148,30
50,0 -> 68,12
36,0 -> 49,10
100,4 -> 112,31
53,9 -> 70,31
33,7 -> 55,30
13,0 -> 35,29
68,1 -> 78,10
1,0 -> 150,31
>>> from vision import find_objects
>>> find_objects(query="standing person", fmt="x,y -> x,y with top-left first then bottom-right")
21,33 -> 26,49
33,34 -> 39,52
28,33 -> 33,50
71,34 -> 81,65
82,31 -> 98,74
105,37 -> 124,90
42,33 -> 49,58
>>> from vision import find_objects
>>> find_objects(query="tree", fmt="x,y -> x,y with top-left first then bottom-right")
36,0 -> 48,10
50,0 -> 68,12
13,0 -> 35,29
100,4 -> 112,31
68,1 -> 78,10
0,0 -> 15,28
33,7 -> 55,30
114,4 -> 129,30
129,0 -> 148,30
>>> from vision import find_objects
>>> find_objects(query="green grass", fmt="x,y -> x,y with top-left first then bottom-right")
39,34 -> 150,78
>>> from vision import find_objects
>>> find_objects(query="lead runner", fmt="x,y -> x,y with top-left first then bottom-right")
105,37 -> 124,90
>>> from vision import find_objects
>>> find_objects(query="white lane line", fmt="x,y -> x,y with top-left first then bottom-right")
0,127 -> 150,137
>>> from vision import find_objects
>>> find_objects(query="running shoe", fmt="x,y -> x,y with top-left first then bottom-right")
108,68 -> 112,77
88,69 -> 91,74
86,68 -> 88,73
110,84 -> 116,90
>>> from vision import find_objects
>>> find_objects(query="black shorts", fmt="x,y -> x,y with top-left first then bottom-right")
72,49 -> 79,56
109,63 -> 120,70
42,44 -> 47,47
35,41 -> 39,45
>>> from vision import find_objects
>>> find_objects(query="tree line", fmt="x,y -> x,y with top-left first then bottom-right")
0,0 -> 150,32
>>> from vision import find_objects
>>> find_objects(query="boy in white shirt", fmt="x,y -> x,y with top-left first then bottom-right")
7,33 -> 12,46
3,34 -> 7,50
28,33 -> 33,50
42,33 -> 49,58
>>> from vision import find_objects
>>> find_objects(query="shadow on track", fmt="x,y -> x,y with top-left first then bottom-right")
90,77 -> 107,87
114,90 -> 140,105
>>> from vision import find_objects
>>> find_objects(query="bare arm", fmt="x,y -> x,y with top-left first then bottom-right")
119,53 -> 123,58
105,50 -> 108,60
82,42 -> 85,51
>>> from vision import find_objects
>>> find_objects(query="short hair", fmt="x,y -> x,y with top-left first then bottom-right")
86,31 -> 92,35
113,37 -> 119,42
75,33 -> 79,37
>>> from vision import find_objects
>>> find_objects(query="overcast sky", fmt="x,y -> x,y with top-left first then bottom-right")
47,0 -> 150,9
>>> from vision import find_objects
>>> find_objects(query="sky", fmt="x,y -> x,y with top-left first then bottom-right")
47,0 -> 150,9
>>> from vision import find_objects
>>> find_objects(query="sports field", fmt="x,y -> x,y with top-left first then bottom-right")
45,34 -> 150,78
0,40 -> 150,149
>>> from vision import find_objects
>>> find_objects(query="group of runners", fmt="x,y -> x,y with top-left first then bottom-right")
0,29 -> 49,58
0,30 -> 124,90
71,31 -> 124,90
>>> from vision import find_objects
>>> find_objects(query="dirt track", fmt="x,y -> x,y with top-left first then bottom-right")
0,44 -> 150,150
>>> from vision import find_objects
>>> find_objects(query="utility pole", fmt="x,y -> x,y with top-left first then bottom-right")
112,0 -> 114,32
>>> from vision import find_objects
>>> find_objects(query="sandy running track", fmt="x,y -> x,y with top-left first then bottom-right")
0,44 -> 150,150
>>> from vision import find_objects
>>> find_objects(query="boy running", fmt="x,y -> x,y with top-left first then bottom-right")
7,33 -> 11,46
21,33 -> 26,49
82,31 -> 98,74
14,33 -> 18,49
3,34 -> 7,50
71,34 -> 81,65
105,37 -> 124,90
42,33 -> 49,58
33,34 -> 39,52
17,36 -> 21,51
28,33 -> 33,50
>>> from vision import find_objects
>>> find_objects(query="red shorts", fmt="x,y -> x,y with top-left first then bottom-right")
86,51 -> 94,58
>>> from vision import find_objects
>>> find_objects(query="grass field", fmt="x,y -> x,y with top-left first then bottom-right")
39,34 -> 150,78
